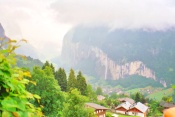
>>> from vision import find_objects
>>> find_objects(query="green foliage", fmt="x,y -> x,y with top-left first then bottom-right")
61,89 -> 92,117
131,92 -> 146,103
42,61 -> 55,74
105,75 -> 163,89
86,84 -> 97,102
67,69 -> 77,91
76,71 -> 87,95
96,87 -> 103,95
162,96 -> 173,102
50,63 -> 55,74
42,61 -> 50,70
55,68 -> 67,91
106,112 -> 112,117
0,38 -> 42,116
27,66 -> 64,117
147,100 -> 163,117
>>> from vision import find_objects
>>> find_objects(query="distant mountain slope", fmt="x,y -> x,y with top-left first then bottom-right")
60,26 -> 175,87
16,56 -> 43,71
0,23 -> 5,38
0,23 -> 42,59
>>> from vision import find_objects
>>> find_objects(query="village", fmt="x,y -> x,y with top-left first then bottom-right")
85,95 -> 175,117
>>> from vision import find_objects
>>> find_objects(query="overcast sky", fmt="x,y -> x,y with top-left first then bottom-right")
0,0 -> 175,58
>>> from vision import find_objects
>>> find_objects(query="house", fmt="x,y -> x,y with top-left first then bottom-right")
97,95 -> 106,101
85,103 -> 109,117
115,101 -> 131,114
160,101 -> 175,113
118,97 -> 135,105
127,102 -> 148,117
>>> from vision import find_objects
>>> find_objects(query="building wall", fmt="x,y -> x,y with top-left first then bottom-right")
128,112 -> 144,117
128,108 -> 145,117
95,109 -> 106,117
116,107 -> 126,114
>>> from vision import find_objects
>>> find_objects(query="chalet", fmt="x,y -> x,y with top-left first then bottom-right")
127,102 -> 148,117
115,101 -> 131,114
118,97 -> 135,105
160,101 -> 175,113
85,103 -> 109,117
97,95 -> 106,101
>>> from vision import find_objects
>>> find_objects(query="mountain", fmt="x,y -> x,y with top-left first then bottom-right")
0,23 -> 43,59
0,23 -> 43,70
0,23 -> 5,38
16,56 -> 43,71
60,26 -> 175,88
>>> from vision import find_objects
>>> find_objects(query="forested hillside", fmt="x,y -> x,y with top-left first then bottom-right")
16,56 -> 43,71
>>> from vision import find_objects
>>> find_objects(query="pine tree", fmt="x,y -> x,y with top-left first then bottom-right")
55,68 -> 67,91
96,87 -> 103,95
42,61 -> 55,74
67,69 -> 77,91
50,63 -> 55,74
76,71 -> 87,95
42,61 -> 50,70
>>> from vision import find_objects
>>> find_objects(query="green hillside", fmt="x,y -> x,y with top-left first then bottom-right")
146,88 -> 174,101
16,56 -> 43,71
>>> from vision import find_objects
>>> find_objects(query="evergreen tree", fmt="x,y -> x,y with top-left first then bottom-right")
96,87 -> 103,95
42,61 -> 50,70
55,68 -> 67,91
76,71 -> 87,95
67,69 -> 77,91
50,63 -> 55,74
134,92 -> 146,103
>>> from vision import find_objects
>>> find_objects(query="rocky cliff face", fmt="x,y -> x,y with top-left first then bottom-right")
61,39 -> 156,81
91,47 -> 156,80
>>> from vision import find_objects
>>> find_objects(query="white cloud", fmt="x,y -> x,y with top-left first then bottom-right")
1,0 -> 175,58
0,0 -> 72,58
51,0 -> 175,30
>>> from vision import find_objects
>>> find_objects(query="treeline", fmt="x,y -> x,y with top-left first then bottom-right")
26,61 -> 98,117
41,61 -> 88,95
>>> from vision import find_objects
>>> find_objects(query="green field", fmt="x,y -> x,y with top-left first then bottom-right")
118,114 -> 138,117
107,112 -> 138,117
126,88 -> 140,94
146,88 -> 174,101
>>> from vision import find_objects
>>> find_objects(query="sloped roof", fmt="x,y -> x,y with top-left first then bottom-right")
115,101 -> 131,110
118,97 -> 135,104
129,102 -> 148,113
160,101 -> 175,108
85,103 -> 109,110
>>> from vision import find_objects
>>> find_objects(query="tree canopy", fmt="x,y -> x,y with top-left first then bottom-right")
0,38 -> 42,117
55,68 -> 67,91
27,66 -> 64,117
76,71 -> 87,95
67,69 -> 77,91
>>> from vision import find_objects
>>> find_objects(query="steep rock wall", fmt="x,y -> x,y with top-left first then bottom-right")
61,40 -> 157,81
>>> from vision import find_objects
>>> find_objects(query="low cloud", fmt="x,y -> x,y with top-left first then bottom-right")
51,0 -> 175,30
